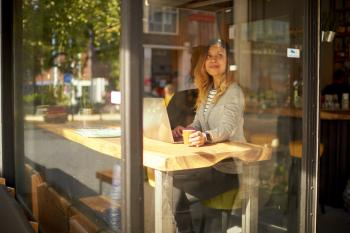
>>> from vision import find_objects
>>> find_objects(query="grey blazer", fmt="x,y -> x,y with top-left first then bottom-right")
190,82 -> 245,174
190,82 -> 246,143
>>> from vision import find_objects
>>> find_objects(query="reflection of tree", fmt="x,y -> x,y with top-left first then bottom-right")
22,0 -> 120,89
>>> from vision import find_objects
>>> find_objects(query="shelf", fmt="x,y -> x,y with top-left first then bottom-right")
335,8 -> 350,12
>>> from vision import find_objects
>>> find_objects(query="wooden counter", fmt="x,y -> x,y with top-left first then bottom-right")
319,109 -> 350,120
35,122 -> 271,172
245,106 -> 350,120
33,121 -> 272,233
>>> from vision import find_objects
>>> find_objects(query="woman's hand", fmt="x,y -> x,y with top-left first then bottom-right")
172,125 -> 185,138
189,131 -> 206,147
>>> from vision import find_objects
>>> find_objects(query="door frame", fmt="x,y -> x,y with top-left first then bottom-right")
300,0 -> 320,232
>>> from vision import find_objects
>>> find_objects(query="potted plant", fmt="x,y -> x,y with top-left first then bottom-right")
321,12 -> 338,42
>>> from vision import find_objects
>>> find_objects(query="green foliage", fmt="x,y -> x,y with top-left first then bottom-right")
24,85 -> 70,106
54,85 -> 70,105
41,88 -> 57,105
22,0 -> 121,81
23,93 -> 40,104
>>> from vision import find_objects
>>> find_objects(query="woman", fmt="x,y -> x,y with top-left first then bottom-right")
171,38 -> 245,233
173,38 -> 245,146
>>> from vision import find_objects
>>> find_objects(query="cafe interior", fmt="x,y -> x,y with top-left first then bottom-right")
144,0 -> 350,232
146,0 -> 350,231
317,0 -> 350,231
2,0 -> 350,233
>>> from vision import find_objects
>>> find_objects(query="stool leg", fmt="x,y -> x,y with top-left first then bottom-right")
221,210 -> 230,233
198,213 -> 206,233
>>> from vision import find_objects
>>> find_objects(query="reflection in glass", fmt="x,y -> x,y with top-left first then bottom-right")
142,1 -> 304,233
16,0 -> 122,232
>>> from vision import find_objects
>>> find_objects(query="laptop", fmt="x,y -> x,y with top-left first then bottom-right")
143,97 -> 183,143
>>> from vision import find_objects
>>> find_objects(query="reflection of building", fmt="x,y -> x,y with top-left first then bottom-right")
143,5 -> 217,95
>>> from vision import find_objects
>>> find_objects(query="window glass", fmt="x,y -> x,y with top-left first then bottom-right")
15,0 -> 122,232
142,1 -> 305,233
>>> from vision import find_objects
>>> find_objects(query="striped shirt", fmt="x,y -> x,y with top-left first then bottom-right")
204,89 -> 217,114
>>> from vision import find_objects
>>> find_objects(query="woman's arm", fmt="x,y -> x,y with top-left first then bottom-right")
173,110 -> 202,143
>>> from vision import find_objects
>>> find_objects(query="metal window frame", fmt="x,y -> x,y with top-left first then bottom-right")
300,0 -> 320,232
1,0 -> 16,187
0,0 -> 2,176
120,0 -> 145,233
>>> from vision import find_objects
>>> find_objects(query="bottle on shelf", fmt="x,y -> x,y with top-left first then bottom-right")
293,80 -> 303,108
333,94 -> 340,110
324,94 -> 333,109
342,93 -> 349,110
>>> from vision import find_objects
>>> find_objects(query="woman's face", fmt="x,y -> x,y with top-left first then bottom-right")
205,44 -> 227,79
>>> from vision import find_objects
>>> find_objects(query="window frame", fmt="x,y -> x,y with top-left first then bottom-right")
300,0 -> 320,232
144,5 -> 179,35
121,0 -> 145,232
1,0 -> 16,187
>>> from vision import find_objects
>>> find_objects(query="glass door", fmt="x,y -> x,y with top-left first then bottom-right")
141,0 -> 318,233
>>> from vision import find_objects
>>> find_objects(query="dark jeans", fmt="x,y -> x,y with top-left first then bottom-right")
172,167 -> 239,233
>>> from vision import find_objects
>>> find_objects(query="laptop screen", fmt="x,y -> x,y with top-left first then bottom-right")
143,98 -> 175,143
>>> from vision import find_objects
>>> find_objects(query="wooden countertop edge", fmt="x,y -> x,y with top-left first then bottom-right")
34,122 -> 272,172
143,142 -> 272,172
320,111 -> 350,120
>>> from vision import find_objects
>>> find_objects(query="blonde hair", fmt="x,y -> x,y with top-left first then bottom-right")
193,45 -> 235,110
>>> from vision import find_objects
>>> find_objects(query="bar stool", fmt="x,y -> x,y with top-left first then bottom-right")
200,188 -> 242,233
146,167 -> 203,233
149,166 -> 244,233
289,140 -> 324,158
146,133 -> 277,233
197,133 -> 278,233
